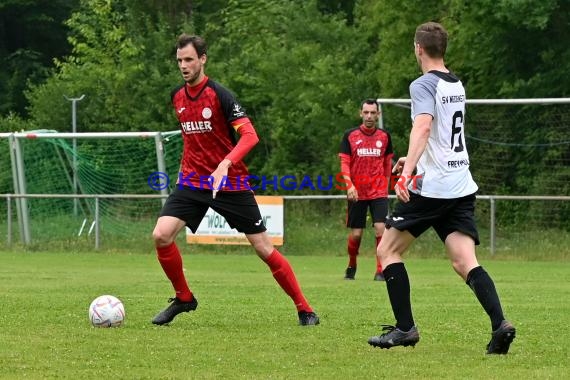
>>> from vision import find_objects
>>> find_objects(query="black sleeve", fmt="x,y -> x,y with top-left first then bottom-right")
384,130 -> 394,156
210,80 -> 248,123
339,129 -> 354,155
170,84 -> 184,104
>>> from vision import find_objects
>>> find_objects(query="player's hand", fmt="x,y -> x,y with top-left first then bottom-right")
394,176 -> 411,203
347,186 -> 358,202
210,159 -> 231,199
392,157 -> 406,176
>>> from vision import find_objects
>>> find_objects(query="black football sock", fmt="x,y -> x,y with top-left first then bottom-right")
466,266 -> 505,331
383,262 -> 415,331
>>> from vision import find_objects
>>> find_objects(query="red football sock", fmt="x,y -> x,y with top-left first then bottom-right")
375,236 -> 383,273
265,249 -> 312,312
347,235 -> 360,267
156,242 -> 193,302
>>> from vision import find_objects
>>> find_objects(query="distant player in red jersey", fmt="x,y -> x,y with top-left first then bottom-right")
151,34 -> 319,326
338,99 -> 394,281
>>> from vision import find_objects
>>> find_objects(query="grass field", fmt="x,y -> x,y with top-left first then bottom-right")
0,251 -> 568,379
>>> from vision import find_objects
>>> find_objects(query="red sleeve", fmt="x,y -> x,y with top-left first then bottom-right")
224,118 -> 259,164
339,153 -> 351,176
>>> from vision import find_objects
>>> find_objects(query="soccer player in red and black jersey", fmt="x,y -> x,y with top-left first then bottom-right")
338,99 -> 394,281
151,34 -> 319,326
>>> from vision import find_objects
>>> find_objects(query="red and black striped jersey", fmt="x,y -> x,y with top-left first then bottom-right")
339,125 -> 394,199
171,76 -> 250,190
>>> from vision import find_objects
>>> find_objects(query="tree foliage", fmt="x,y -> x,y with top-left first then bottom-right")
24,0 -> 192,132
1,0 -> 568,208
203,0 -> 368,178
0,0 -> 79,116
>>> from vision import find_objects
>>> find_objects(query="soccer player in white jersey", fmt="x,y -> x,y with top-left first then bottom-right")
367,22 -> 516,354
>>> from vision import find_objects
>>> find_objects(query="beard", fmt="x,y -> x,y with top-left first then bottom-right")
183,70 -> 201,85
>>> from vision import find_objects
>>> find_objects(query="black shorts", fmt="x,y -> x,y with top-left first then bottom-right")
346,198 -> 389,229
160,186 -> 267,234
386,192 -> 480,245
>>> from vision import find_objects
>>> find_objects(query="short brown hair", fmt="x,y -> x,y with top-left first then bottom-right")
361,98 -> 379,111
415,22 -> 448,59
176,34 -> 207,57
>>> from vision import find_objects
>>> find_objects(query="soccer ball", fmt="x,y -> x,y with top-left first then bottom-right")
89,295 -> 125,328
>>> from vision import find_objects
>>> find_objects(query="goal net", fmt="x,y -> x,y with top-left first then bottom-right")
0,131 -> 183,248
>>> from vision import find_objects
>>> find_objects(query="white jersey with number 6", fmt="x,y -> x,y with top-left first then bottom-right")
409,71 -> 478,199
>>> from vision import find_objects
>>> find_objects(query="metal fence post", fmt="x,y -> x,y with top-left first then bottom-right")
155,132 -> 168,206
95,196 -> 100,250
12,137 -> 31,244
7,195 -> 12,246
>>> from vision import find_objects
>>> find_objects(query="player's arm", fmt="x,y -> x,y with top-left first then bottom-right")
383,133 -> 395,192
384,152 -> 394,193
339,153 -> 357,201
338,131 -> 357,201
397,114 -> 431,202
222,117 -> 259,166
211,117 -> 259,198
212,84 -> 259,171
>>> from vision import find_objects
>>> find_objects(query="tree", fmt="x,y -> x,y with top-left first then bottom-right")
25,0 -> 193,132
203,0 -> 368,187
0,0 -> 79,116
316,0 -> 357,25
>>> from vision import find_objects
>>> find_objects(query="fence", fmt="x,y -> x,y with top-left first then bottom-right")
377,97 -> 570,232
1,98 -> 569,254
2,193 -> 569,255
377,98 -> 570,198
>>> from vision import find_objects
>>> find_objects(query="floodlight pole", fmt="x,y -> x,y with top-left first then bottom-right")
64,94 -> 85,216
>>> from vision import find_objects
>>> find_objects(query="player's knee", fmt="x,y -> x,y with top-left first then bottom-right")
373,223 -> 386,236
450,259 -> 474,280
376,245 -> 390,262
253,239 -> 273,258
350,231 -> 363,240
152,227 -> 175,247
377,240 -> 401,263
246,232 -> 274,259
